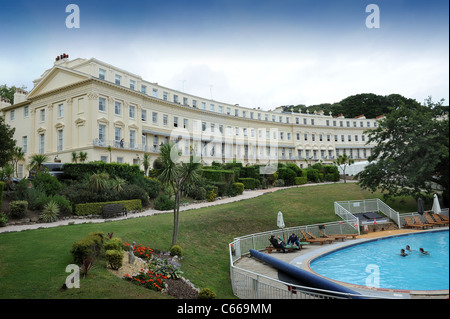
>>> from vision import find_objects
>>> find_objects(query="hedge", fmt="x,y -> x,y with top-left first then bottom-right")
74,199 -> 142,216
294,176 -> 308,185
201,169 -> 235,183
232,182 -> 244,195
63,162 -> 141,181
238,178 -> 259,190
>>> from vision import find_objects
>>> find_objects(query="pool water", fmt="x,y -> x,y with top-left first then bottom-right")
310,230 -> 449,291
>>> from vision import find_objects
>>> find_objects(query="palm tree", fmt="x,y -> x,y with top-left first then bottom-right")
29,154 -> 49,173
71,151 -> 79,163
79,151 -> 88,162
106,145 -> 113,163
334,153 -> 354,183
157,142 -> 201,246
89,172 -> 110,192
11,146 -> 25,178
142,153 -> 150,176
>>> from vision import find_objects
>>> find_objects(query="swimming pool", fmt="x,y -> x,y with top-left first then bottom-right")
309,230 -> 449,291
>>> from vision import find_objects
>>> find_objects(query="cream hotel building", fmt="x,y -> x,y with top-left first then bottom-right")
1,55 -> 381,177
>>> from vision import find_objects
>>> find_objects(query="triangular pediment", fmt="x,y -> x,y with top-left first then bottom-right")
28,67 -> 90,99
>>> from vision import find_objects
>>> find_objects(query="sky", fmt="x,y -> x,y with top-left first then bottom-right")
0,0 -> 448,110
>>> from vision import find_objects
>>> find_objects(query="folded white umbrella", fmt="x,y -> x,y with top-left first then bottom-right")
432,194 -> 442,214
277,211 -> 285,228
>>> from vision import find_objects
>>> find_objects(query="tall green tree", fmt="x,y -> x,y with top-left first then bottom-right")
0,116 -> 16,168
357,97 -> 449,205
157,142 -> 201,246
334,154 -> 354,183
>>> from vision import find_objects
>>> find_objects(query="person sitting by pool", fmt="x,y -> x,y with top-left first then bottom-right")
287,233 -> 301,247
398,249 -> 408,257
419,248 -> 430,255
270,235 -> 287,253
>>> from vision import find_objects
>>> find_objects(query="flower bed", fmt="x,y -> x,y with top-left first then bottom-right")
124,269 -> 167,292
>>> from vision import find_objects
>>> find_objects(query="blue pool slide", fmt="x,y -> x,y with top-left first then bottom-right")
249,249 -> 366,299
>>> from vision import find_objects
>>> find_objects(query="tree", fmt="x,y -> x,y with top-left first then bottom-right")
0,116 -> 16,168
11,146 -> 25,177
71,151 -> 79,163
157,142 -> 201,246
0,84 -> 27,105
79,151 -> 88,162
28,154 -> 49,173
334,154 -> 354,183
142,153 -> 150,176
356,97 -> 449,205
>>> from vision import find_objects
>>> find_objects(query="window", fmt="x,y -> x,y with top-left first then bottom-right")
243,111 -> 247,118
311,134 -> 315,142
10,110 -> 14,121
99,98 -> 106,112
287,132 -> 291,140
326,120 -> 329,126
348,135 -> 352,142
279,116 -> 282,123
202,102 -> 206,110
346,121 -> 350,127
22,136 -> 28,153
117,157 -> 123,163
115,127 -> 122,142
163,114 -> 168,126
210,104 -> 215,112
183,118 -> 188,129
115,102 -> 121,115
141,85 -> 147,94
130,130 -> 136,148
280,132 -> 284,140
174,117 -> 178,127
130,80 -> 136,90
163,92 -> 168,101
303,118 -> 307,125
58,104 -> 64,117
99,124 -> 106,143
57,129 -> 63,152
101,156 -> 108,162
99,69 -> 106,80
226,107 -> 231,115
202,122 -> 206,131
40,109 -> 45,122
115,75 -> 121,85
183,97 -> 188,105
192,100 -> 197,108
39,134 -> 45,154
235,127 -> 239,136
129,105 -> 135,118
218,105 -> 223,114
311,119 -> 315,125
174,95 -> 178,103
367,121 -> 371,128
152,112 -> 158,124
355,135 -> 359,142
141,109 -> 147,121
24,106 -> 29,117
304,133 -> 308,141
152,88 -> 158,98
235,109 -> 239,117
272,115 -> 275,122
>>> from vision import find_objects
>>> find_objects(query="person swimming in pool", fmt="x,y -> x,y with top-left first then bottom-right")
406,245 -> 415,252
398,249 -> 408,257
419,248 -> 430,255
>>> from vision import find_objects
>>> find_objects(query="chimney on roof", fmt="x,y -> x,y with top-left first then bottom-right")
0,96 -> 11,110
55,53 -> 70,65
14,88 -> 28,104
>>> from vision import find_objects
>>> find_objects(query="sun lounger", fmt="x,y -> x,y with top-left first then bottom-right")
319,230 -> 358,241
413,215 -> 434,229
300,230 -> 335,245
431,213 -> 449,225
425,213 -> 447,226
266,236 -> 303,254
404,216 -> 425,229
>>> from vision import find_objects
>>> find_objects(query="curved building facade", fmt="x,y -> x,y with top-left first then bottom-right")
1,56 -> 381,178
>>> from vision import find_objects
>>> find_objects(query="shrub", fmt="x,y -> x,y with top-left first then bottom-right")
170,245 -> 183,257
124,269 -> 166,291
26,186 -> 48,210
238,178 -> 258,190
9,200 -> 28,219
306,168 -> 320,182
47,194 -> 72,215
0,212 -> 8,227
74,199 -> 142,216
39,200 -> 59,223
277,167 -> 297,186
105,249 -> 124,270
120,184 -> 150,207
294,176 -> 308,185
189,186 -> 207,200
207,189 -> 217,202
274,179 -> 285,187
32,172 -> 63,196
104,237 -> 123,251
71,231 -> 104,264
197,288 -> 216,299
231,182 -> 244,195
0,181 -> 4,208
154,194 -> 174,211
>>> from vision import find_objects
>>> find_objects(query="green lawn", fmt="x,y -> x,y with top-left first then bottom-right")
0,183 -> 418,299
